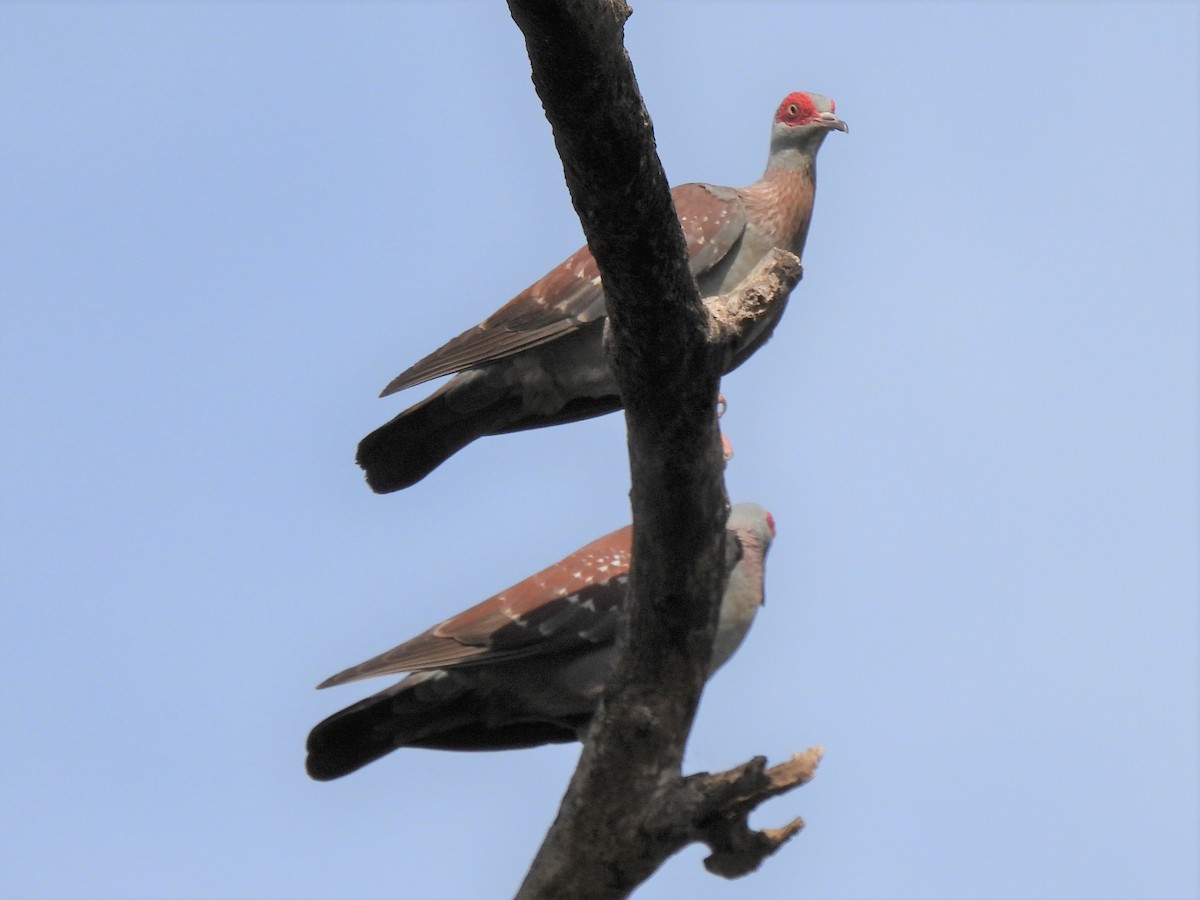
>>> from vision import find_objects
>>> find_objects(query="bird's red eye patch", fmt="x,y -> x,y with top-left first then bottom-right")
776,92 -> 817,125
765,511 -> 776,535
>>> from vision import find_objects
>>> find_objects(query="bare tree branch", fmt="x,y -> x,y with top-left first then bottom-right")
503,2 -> 817,897
701,249 -> 803,360
680,745 -> 824,878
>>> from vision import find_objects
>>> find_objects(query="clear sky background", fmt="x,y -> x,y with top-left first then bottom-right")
1,3 -> 1196,899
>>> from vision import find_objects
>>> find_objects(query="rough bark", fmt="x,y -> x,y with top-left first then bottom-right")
504,2 -> 818,897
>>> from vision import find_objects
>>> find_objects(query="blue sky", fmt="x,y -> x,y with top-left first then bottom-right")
1,3 -> 1195,898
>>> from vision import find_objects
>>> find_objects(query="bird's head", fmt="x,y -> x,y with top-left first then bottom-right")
728,502 -> 777,561
769,91 -> 848,160
775,91 -> 848,134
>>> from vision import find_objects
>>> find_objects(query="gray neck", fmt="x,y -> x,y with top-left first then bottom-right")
765,132 -> 827,175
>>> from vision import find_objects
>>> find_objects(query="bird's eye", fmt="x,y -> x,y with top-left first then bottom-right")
787,103 -> 799,117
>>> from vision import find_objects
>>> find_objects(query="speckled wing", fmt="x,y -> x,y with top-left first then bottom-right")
316,525 -> 634,689
379,182 -> 747,396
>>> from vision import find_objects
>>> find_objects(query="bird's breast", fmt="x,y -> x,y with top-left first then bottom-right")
742,167 -> 816,260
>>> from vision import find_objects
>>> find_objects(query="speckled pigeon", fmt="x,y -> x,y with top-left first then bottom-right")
305,502 -> 775,780
358,91 -> 846,492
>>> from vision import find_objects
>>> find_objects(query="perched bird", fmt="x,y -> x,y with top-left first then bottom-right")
306,502 -> 776,781
357,91 -> 847,492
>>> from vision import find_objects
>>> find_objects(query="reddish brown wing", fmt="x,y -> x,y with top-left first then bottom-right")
380,182 -> 746,395
673,181 -> 747,276
316,525 -> 633,689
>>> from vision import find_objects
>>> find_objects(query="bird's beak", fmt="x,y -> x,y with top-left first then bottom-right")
819,111 -> 849,133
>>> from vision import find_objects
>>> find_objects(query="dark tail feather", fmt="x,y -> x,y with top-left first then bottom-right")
306,677 -> 583,780
355,383 -> 521,494
306,689 -> 407,781
356,373 -> 624,493
306,677 -> 475,781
